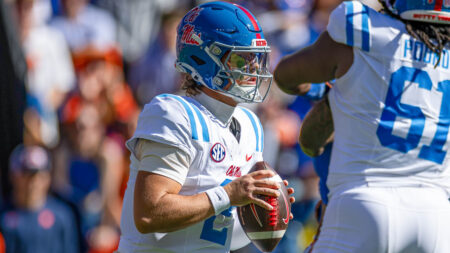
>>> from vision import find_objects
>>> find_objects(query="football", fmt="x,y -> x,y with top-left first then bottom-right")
237,161 -> 290,253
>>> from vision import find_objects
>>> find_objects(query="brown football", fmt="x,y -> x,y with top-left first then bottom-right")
237,161 -> 290,253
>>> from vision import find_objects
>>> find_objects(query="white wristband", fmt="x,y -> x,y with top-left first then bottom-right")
205,186 -> 231,215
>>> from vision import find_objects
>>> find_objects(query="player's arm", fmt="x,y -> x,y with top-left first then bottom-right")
299,97 -> 334,157
273,31 -> 353,95
133,140 -> 281,234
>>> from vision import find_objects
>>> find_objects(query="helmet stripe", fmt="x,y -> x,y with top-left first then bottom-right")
234,4 -> 261,31
435,0 -> 443,11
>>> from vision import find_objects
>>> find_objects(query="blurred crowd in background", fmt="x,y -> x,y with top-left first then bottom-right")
0,0 -> 349,252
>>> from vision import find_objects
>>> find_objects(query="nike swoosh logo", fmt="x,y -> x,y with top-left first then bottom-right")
246,154 -> 252,161
250,203 -> 263,227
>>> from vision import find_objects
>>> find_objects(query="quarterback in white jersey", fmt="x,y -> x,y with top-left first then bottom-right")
275,0 -> 450,252
118,2 -> 294,253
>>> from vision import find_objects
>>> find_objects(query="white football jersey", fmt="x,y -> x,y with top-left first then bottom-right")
326,1 -> 450,197
118,93 -> 264,253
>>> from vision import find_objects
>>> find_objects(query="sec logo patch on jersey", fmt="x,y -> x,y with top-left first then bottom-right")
210,143 -> 226,162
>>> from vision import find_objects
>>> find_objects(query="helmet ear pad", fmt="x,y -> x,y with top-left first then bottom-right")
177,41 -> 231,90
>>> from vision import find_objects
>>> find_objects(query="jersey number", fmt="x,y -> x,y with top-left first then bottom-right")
376,66 -> 450,164
200,179 -> 233,245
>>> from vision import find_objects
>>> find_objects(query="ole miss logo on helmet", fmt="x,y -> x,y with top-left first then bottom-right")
185,7 -> 202,23
181,24 -> 202,45
180,7 -> 204,46
210,143 -> 226,162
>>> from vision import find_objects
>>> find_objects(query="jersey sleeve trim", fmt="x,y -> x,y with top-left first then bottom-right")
188,98 -> 211,142
340,1 -> 371,52
158,94 -> 210,142
240,107 -> 264,152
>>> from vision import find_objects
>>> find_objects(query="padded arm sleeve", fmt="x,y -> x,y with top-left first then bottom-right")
135,139 -> 190,185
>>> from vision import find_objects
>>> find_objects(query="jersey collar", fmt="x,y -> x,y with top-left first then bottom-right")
194,92 -> 235,125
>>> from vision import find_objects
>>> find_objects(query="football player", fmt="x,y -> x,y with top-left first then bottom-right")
117,2 -> 294,252
275,0 -> 450,252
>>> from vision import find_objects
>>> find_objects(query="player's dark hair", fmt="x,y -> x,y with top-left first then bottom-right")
181,74 -> 202,97
380,0 -> 450,65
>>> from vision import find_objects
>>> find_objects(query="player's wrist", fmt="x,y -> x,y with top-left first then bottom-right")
205,186 -> 231,215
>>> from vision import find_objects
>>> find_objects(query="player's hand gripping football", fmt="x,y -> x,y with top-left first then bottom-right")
223,170 -> 295,219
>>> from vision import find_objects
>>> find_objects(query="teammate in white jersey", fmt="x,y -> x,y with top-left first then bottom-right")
118,2 -> 294,252
274,0 -> 450,252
